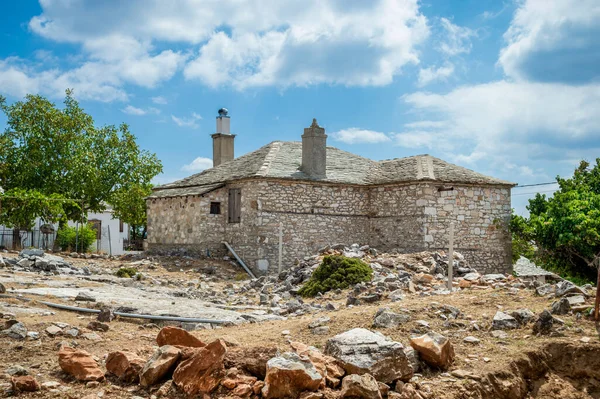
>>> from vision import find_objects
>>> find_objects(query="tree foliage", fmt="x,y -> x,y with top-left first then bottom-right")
0,188 -> 76,230
0,91 -> 162,228
299,255 -> 373,297
110,183 -> 152,240
512,159 -> 600,284
56,224 -> 97,253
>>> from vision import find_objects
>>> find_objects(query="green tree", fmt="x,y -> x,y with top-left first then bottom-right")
514,159 -> 600,318
110,183 -> 152,241
0,90 -> 162,231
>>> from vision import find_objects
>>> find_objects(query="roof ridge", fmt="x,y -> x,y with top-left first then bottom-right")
256,141 -> 283,177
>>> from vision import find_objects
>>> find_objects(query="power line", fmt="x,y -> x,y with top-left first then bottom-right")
511,189 -> 558,197
514,182 -> 558,189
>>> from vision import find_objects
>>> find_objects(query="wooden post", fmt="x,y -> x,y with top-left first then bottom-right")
278,222 -> 283,275
447,222 -> 454,291
107,225 -> 112,257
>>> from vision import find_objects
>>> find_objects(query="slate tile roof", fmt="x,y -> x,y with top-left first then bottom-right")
150,141 -> 515,198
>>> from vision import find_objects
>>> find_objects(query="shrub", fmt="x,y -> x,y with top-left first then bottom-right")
298,255 -> 373,297
116,267 -> 138,278
56,224 -> 97,252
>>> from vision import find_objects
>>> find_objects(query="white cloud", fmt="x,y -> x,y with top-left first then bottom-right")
417,64 -> 454,86
171,112 -> 202,128
151,96 -> 167,105
122,105 -> 146,115
331,128 -> 391,144
437,18 -> 476,57
499,0 -> 600,83
181,157 -> 213,172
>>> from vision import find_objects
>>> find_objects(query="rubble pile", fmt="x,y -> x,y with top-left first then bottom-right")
1,249 -> 90,275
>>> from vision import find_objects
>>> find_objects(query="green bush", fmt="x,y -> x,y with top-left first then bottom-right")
298,255 -> 373,297
56,224 -> 97,252
116,267 -> 138,278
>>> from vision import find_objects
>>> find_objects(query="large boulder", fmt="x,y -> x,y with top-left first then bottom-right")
290,341 -> 345,388
340,374 -> 382,399
58,347 -> 105,381
262,352 -> 323,399
491,311 -> 519,330
325,328 -> 413,384
156,326 -> 206,348
372,309 -> 410,329
139,345 -> 181,387
409,332 -> 454,370
106,351 -> 145,383
173,339 -> 227,396
224,346 -> 278,379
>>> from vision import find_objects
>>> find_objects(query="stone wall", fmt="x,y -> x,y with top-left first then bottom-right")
146,178 -> 512,275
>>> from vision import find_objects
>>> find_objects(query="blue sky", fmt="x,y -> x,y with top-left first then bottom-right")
1,0 -> 599,215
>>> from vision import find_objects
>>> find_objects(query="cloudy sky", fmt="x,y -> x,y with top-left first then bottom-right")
1,0 -> 598,215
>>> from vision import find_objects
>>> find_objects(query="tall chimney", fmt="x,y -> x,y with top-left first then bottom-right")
212,108 -> 235,167
301,118 -> 327,178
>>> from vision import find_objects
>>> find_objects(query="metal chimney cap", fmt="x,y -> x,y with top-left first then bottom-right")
218,108 -> 229,116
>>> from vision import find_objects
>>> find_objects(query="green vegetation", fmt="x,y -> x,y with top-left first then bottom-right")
511,158 -> 600,287
116,267 -> 138,278
299,255 -> 373,297
56,225 -> 97,253
0,90 -> 162,232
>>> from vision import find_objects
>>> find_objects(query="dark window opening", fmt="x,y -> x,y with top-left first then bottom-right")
210,202 -> 221,215
89,219 -> 102,240
119,220 -> 124,233
228,188 -> 241,223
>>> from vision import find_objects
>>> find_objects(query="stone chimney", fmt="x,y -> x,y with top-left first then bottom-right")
211,108 -> 235,167
301,118 -> 327,178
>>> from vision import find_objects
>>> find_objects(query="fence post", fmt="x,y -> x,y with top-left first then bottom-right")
107,225 -> 112,257
75,222 -> 79,253
447,222 -> 454,291
278,222 -> 283,275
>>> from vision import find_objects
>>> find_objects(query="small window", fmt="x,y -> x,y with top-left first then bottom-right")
228,188 -> 241,223
210,202 -> 221,215
119,220 -> 124,233
89,219 -> 102,240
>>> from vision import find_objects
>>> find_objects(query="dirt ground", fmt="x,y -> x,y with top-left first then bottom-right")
1,253 -> 599,399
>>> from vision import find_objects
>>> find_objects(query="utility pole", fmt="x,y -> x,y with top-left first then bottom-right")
447,222 -> 454,291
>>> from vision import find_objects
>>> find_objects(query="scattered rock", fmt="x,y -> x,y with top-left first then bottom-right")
156,326 -> 206,348
373,308 -> 410,328
556,280 -> 587,297
551,298 -> 571,315
58,347 -> 105,381
6,365 -> 28,376
491,311 -> 519,330
491,330 -> 508,339
463,336 -> 480,344
262,352 -> 323,399
325,328 -> 413,384
340,374 -> 382,399
106,351 -> 145,383
409,332 -> 455,370
0,282 -> 5,293
75,292 -> 96,302
535,284 -> 554,296
173,339 -> 227,396
11,375 -> 40,392
97,308 -> 115,323
139,345 -> 182,387
87,321 -> 109,332
532,310 -> 554,335
2,322 -> 27,340
510,309 -> 535,325
224,346 -> 278,379
312,326 -> 330,335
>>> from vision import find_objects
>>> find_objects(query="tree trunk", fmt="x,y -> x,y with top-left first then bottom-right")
595,262 -> 600,321
12,229 -> 20,250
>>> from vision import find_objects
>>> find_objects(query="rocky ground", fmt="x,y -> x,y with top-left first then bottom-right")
0,246 -> 599,399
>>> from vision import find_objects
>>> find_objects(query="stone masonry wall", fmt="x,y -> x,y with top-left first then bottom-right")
147,179 -> 512,275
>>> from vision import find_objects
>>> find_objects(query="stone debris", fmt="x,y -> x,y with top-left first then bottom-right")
551,298 -> 571,315
491,311 -> 519,330
409,332 -> 455,370
372,308 -> 411,328
58,347 -> 105,381
156,326 -> 206,348
75,292 -> 96,302
262,352 -> 323,399
1,321 -> 27,340
139,345 -> 182,387
532,310 -> 554,336
173,339 -> 227,396
11,375 -> 40,392
325,328 -> 413,384
340,374 -> 382,399
106,351 -> 145,383
555,280 -> 587,297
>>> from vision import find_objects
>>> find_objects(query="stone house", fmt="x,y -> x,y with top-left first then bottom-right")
147,109 -> 515,275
